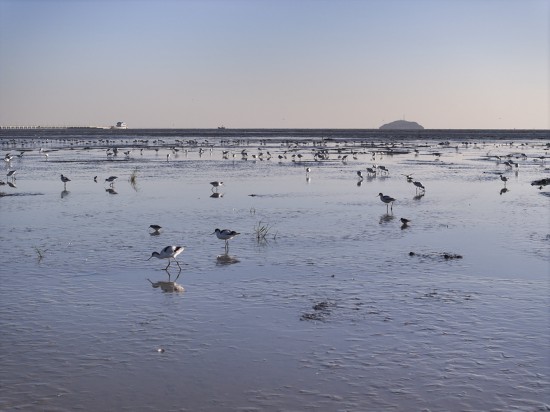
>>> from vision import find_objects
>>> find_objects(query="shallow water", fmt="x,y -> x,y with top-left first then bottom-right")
1,131 -> 549,411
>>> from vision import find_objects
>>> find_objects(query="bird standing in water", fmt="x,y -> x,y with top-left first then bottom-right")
60,174 -> 71,189
377,193 -> 396,213
212,228 -> 240,252
210,181 -> 223,191
499,173 -> 508,187
105,176 -> 118,186
147,246 -> 185,271
149,224 -> 162,234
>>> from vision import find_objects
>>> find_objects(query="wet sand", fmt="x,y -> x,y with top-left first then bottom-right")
1,130 -> 549,411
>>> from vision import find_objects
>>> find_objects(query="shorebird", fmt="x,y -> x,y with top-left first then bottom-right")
60,174 -> 71,189
377,165 -> 389,174
6,170 -> 16,180
413,181 -> 425,193
149,224 -> 162,234
147,245 -> 185,270
400,218 -> 411,227
402,174 -> 414,182
212,228 -> 240,252
306,167 -> 311,176
210,181 -> 223,191
499,173 -> 508,187
357,170 -> 364,180
377,192 -> 396,212
105,176 -> 118,186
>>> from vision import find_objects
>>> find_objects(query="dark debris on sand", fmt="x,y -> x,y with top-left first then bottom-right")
408,251 -> 463,260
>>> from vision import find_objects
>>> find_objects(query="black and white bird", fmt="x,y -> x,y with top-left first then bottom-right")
210,181 -> 223,191
499,173 -> 508,187
377,192 -> 396,212
149,224 -> 162,234
212,228 -> 240,252
147,245 -> 185,271
60,174 -> 71,188
105,176 -> 118,186
413,181 -> 425,193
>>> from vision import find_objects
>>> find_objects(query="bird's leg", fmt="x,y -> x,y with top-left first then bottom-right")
175,260 -> 181,269
165,260 -> 171,271
174,267 -> 182,282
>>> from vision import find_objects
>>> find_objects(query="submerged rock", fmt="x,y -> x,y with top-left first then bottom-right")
409,251 -> 463,260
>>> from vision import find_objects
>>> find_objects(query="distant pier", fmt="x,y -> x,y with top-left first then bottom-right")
0,125 -> 113,130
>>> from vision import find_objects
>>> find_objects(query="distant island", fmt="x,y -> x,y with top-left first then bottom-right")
379,120 -> 424,130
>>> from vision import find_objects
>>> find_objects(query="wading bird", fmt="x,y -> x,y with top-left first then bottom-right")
413,181 -> 425,193
60,174 -> 71,189
212,228 -> 240,252
377,192 -> 396,213
105,176 -> 118,186
149,224 -> 162,234
147,246 -> 185,270
210,181 -> 223,191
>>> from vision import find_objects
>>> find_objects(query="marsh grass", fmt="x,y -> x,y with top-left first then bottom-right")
253,220 -> 277,243
129,168 -> 139,191
33,246 -> 49,261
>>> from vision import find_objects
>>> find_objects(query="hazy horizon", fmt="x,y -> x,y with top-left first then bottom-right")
0,0 -> 548,130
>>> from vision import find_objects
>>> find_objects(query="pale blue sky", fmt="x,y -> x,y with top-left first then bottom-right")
0,0 -> 548,129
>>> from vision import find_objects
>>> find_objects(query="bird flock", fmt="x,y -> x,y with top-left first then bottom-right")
2,133 -> 548,289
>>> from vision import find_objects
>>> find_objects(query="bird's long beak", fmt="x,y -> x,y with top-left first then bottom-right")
146,256 -> 152,261
210,231 -> 215,235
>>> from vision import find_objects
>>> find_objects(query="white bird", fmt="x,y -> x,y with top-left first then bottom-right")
6,170 -> 16,179
147,246 -> 185,271
377,192 -> 396,212
212,228 -> 240,252
210,181 -> 223,191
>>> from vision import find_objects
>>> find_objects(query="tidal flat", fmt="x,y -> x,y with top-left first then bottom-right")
1,129 -> 549,411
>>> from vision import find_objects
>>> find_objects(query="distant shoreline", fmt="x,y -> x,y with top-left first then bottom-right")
0,128 -> 548,142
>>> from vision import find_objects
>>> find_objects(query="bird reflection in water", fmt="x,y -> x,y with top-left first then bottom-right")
105,188 -> 118,195
379,213 -> 395,224
210,192 -> 223,198
216,253 -> 240,266
61,190 -> 69,198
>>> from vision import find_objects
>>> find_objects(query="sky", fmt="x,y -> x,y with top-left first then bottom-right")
0,0 -> 548,129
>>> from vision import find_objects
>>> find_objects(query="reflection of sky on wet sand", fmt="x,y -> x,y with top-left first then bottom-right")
0,135 -> 549,411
